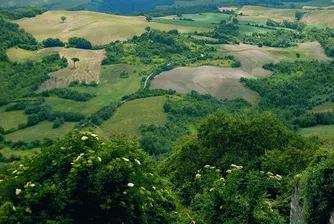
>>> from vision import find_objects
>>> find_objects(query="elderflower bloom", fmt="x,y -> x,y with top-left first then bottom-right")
127,183 -> 134,188
226,170 -> 232,173
16,189 -> 22,195
91,134 -> 98,137
30,184 -> 35,187
195,173 -> 201,179
210,188 -> 214,192
98,157 -> 102,162
204,165 -> 210,169
135,159 -> 141,165
122,157 -> 130,162
81,136 -> 89,141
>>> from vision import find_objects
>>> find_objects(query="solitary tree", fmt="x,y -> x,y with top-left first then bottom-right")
146,15 -> 152,22
232,17 -> 239,24
71,57 -> 80,68
145,26 -> 151,32
295,11 -> 304,21
61,16 -> 67,23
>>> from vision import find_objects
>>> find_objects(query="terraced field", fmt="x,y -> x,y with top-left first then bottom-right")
151,66 -> 259,101
15,10 -> 209,45
37,47 -> 106,91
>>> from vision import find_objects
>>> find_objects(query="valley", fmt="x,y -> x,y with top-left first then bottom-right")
0,2 -> 334,223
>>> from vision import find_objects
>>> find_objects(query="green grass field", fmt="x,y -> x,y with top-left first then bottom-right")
299,125 -> 334,141
0,106 -> 27,131
45,64 -> 147,114
6,47 -> 56,62
311,101 -> 334,113
0,147 -> 40,159
154,12 -> 274,35
100,96 -> 167,137
5,121 -> 77,142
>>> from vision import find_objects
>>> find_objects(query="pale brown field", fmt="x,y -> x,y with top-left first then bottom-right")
37,47 -> 105,92
150,66 -> 259,101
15,10 -> 209,45
218,42 -> 329,77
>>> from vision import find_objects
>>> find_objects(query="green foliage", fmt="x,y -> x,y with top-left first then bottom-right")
191,168 -> 285,224
0,7 -> 46,20
145,15 -> 152,22
42,38 -> 65,48
46,88 -> 96,102
140,92 -> 251,157
295,11 -> 304,20
0,53 -> 68,105
0,131 -> 177,223
301,146 -> 334,224
242,60 -> 334,128
61,16 -> 67,22
161,111 -> 312,207
52,117 -> 65,129
266,19 -> 306,31
0,18 -> 39,60
68,37 -> 92,49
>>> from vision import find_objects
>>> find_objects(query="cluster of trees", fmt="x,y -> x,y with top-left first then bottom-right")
69,80 -> 98,87
160,111 -> 320,223
0,131 -> 177,223
0,18 -> 39,61
42,38 -> 65,48
0,7 -> 46,20
78,102 -> 119,128
2,100 -> 85,136
135,5 -> 220,17
42,88 -> 96,102
242,60 -> 334,128
1,111 -> 331,223
0,53 -> 68,106
243,29 -> 300,47
266,19 -> 306,31
140,91 -> 250,158
68,37 -> 92,49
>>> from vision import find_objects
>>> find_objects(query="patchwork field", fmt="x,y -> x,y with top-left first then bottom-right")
299,125 -> 334,142
151,66 -> 258,101
100,96 -> 167,136
217,42 -> 329,77
154,12 -> 273,35
0,106 -> 27,131
45,64 -> 146,114
301,10 -> 334,28
0,147 -> 40,159
15,10 -> 209,45
36,47 -> 106,91
5,121 -> 77,142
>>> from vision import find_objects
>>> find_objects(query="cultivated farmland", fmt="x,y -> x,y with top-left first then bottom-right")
37,47 -> 105,91
150,66 -> 258,101
15,10 -> 209,45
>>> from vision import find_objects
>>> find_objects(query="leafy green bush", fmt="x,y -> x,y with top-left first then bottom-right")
0,131 -> 177,223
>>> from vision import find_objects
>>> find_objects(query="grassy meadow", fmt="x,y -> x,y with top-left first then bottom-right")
0,106 -> 27,131
45,63 -> 147,114
299,125 -> 334,141
5,121 -> 77,142
100,96 -> 167,137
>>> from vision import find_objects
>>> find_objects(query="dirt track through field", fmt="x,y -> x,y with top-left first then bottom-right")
37,47 -> 105,92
